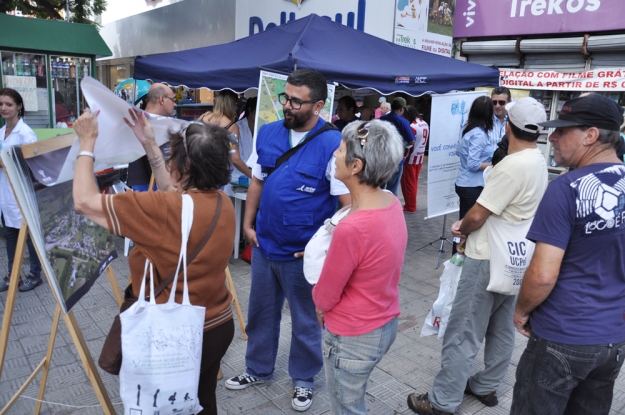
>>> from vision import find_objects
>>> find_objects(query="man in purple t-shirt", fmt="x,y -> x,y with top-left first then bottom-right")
512,94 -> 625,415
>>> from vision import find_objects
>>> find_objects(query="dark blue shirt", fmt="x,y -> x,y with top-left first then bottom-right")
527,163 -> 625,345
380,112 -> 416,166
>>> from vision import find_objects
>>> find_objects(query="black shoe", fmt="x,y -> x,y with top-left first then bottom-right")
18,274 -> 43,292
407,393 -> 452,415
464,381 -> 498,407
292,386 -> 313,412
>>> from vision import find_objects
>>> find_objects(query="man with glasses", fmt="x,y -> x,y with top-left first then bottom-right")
225,69 -> 350,412
127,83 -> 178,190
511,94 -> 625,415
490,87 -> 511,146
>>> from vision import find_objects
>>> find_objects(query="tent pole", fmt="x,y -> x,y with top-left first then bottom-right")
294,59 -> 298,71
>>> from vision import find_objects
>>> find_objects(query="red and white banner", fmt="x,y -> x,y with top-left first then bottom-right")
499,68 -> 625,91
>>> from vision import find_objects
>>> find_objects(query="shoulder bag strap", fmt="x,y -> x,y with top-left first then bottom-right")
225,120 -> 236,130
150,193 -> 223,299
265,122 -> 338,178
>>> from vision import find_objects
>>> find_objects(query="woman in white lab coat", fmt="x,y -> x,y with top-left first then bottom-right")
0,88 -> 42,292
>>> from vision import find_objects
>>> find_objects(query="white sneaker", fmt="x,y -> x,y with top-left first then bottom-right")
224,372 -> 265,390
292,386 -> 313,412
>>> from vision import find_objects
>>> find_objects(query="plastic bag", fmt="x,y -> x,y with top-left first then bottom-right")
421,253 -> 464,339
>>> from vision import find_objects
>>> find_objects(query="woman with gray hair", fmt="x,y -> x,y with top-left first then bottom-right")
312,120 -> 408,414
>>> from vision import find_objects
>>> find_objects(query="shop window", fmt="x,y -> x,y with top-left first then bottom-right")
50,55 -> 91,128
1,51 -> 50,128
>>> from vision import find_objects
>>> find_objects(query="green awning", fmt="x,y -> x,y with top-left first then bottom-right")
0,14 -> 111,57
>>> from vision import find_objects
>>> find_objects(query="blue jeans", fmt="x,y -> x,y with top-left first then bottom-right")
323,317 -> 398,414
1,214 -> 41,277
383,165 -> 403,196
511,333 -> 625,415
245,246 -> 322,388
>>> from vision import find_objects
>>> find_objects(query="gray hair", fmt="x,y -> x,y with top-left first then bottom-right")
597,128 -> 622,150
342,119 -> 404,188
381,102 -> 391,112
146,85 -> 169,104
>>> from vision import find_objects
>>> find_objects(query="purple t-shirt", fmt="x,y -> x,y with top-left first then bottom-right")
527,163 -> 625,345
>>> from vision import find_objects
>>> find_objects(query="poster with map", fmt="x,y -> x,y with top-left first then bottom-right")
254,70 -> 336,137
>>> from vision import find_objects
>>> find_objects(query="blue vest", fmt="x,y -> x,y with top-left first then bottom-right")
256,118 -> 342,261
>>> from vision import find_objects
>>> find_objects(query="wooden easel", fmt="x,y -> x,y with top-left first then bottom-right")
0,133 -> 124,414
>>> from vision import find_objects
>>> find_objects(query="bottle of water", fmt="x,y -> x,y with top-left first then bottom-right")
450,252 -> 465,267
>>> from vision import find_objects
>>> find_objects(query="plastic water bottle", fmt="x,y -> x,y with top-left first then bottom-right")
450,252 -> 465,267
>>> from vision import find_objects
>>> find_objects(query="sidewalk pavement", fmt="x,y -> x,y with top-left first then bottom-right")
2,163 -> 625,414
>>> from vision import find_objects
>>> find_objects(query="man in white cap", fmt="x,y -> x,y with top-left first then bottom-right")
375,97 -> 387,119
407,97 -> 549,415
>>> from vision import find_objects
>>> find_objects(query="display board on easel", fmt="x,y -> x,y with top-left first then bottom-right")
0,133 -> 123,415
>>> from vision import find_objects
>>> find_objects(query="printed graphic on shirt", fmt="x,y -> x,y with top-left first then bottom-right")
570,165 -> 625,234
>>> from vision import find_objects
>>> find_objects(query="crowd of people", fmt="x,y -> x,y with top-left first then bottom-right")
2,67 -> 625,415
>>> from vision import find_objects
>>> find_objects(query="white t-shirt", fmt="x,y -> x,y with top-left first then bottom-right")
248,129 -> 349,196
465,148 -> 548,260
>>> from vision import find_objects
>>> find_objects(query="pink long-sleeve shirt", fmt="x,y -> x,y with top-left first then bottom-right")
312,198 -> 407,336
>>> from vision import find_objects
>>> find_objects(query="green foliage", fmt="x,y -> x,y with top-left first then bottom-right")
0,0 -> 106,27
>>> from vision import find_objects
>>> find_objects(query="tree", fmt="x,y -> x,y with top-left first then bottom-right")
0,0 -> 106,27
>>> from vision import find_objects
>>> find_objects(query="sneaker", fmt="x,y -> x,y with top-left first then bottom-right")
403,208 -> 416,214
224,372 -> 265,390
0,276 -> 9,292
407,392 -> 452,415
464,381 -> 498,407
18,273 -> 43,292
291,386 -> 312,412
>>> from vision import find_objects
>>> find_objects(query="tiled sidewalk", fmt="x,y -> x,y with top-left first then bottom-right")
1,165 -> 625,414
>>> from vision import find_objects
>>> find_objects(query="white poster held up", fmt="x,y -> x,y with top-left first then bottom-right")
3,75 -> 38,111
426,91 -> 488,219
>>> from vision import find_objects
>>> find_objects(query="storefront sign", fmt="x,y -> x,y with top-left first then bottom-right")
393,0 -> 453,57
2,75 -> 38,111
499,68 -> 625,91
454,0 -> 624,38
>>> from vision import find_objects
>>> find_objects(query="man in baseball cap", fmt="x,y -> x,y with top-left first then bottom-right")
511,93 -> 625,415
408,97 -> 549,414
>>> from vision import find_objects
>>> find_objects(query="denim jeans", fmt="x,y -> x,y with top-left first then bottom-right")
383,165 -> 403,197
323,317 -> 398,415
511,332 -> 625,415
244,246 -> 322,388
1,214 -> 41,277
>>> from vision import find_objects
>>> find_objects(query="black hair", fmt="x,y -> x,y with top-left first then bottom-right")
287,69 -> 328,103
492,135 -> 509,166
492,86 -> 511,102
168,123 -> 232,190
509,121 -> 540,142
0,88 -> 25,118
391,99 -> 405,112
404,105 -> 421,124
463,96 -> 494,136
244,97 -> 258,118
339,96 -> 357,112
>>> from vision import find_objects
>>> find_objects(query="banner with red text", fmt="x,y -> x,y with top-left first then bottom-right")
499,68 -> 625,91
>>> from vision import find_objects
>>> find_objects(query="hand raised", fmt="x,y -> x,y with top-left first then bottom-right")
123,108 -> 156,146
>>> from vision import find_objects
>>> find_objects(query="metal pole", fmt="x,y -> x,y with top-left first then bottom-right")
66,0 -> 70,21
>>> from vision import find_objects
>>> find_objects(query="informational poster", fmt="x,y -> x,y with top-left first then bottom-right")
394,0 -> 453,57
426,91 -> 487,219
2,75 -> 38,111
253,70 -> 336,137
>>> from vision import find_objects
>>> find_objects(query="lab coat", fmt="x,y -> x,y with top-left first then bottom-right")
0,118 -> 37,228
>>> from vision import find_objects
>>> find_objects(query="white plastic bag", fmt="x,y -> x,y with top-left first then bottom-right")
120,194 -> 206,415
421,254 -> 464,339
303,205 -> 350,285
486,215 -> 535,295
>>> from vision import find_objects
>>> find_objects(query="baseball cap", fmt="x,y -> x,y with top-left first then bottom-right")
355,97 -> 363,103
505,97 -> 547,133
379,97 -> 387,103
539,94 -> 624,131
392,97 -> 407,108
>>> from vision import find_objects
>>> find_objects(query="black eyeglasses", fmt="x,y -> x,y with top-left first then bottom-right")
493,100 -> 507,106
277,93 -> 317,110
163,95 -> 176,104
357,122 -> 370,147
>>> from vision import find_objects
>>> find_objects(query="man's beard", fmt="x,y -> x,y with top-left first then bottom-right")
283,108 -> 314,130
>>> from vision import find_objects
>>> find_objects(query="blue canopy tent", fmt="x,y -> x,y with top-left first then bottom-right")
134,14 -> 499,96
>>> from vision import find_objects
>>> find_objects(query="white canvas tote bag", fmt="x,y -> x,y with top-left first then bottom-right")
120,194 -> 206,415
486,215 -> 535,296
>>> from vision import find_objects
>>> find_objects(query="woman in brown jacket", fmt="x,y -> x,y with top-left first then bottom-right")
72,108 -> 235,415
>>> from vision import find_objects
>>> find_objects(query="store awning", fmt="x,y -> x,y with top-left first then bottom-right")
134,14 -> 499,96
0,14 -> 111,57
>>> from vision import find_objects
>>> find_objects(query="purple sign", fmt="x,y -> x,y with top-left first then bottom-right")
454,0 -> 625,38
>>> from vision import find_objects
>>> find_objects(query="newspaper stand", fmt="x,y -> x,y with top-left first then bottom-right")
0,133 -> 123,415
